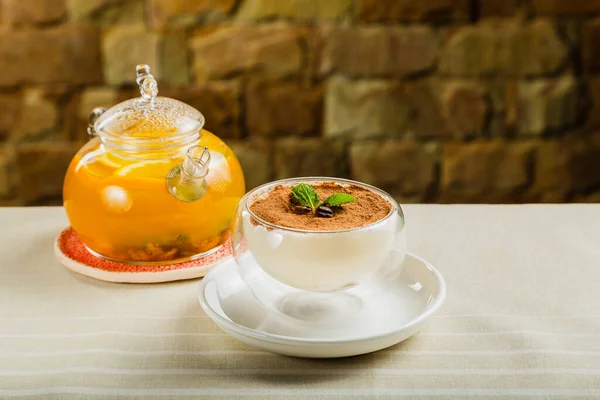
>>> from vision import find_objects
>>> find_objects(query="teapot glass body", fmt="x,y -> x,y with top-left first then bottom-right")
62,65 -> 245,265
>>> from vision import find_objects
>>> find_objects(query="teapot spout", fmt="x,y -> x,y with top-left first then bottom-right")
166,146 -> 210,202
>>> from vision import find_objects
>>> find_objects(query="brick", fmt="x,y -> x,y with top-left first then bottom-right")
236,0 -> 352,21
529,140 -> 566,202
560,135 -> 600,193
229,139 -> 272,190
517,76 -> 581,136
572,191 -> 600,203
528,136 -> 600,200
103,27 -> 188,85
0,146 -> 15,197
245,81 -> 322,137
321,26 -> 437,78
325,77 -> 448,139
531,0 -> 600,15
69,0 -> 145,24
0,27 -> 102,86
405,80 -> 450,138
350,140 -> 438,199
0,93 -> 20,140
149,0 -> 236,27
68,0 -> 120,18
587,77 -> 600,129
439,21 -> 567,77
326,78 -> 408,138
583,19 -> 600,73
16,143 -> 79,204
80,88 -> 118,121
273,138 -> 346,179
191,25 -> 303,82
441,141 -> 535,200
483,79 -> 510,137
441,82 -> 491,138
510,20 -> 568,77
11,88 -> 59,141
357,0 -> 469,23
439,25 -> 509,76
479,0 -> 525,17
0,199 -> 19,206
3,0 -> 66,24
504,79 -> 519,134
160,82 -> 241,138
306,27 -> 329,80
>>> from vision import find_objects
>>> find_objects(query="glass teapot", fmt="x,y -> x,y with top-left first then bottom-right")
63,65 -> 245,265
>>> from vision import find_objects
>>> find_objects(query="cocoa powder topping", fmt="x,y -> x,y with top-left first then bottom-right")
249,182 -> 393,230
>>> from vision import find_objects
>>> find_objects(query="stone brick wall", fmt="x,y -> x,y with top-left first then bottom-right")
1,0 -> 600,205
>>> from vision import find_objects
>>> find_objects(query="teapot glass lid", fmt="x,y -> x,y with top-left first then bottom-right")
92,65 -> 205,144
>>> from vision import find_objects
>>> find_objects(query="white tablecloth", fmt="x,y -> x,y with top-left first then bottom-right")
1,205 -> 599,399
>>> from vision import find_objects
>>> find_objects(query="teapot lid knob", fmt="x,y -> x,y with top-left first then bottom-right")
135,64 -> 158,101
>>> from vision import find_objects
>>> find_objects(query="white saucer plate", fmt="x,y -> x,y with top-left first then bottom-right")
198,253 -> 446,358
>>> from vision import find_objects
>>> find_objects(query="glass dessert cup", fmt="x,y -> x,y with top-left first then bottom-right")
63,65 -> 245,265
231,177 -> 406,324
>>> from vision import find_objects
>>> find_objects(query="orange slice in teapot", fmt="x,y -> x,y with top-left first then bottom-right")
97,153 -> 127,169
114,159 -> 173,180
76,152 -> 114,179
102,160 -> 173,191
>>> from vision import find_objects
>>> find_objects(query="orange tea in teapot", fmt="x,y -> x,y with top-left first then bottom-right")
63,65 -> 245,264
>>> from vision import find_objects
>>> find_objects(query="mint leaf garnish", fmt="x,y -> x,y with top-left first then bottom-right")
321,193 -> 356,207
291,184 -> 320,210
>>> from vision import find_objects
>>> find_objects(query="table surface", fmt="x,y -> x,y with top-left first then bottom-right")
1,205 -> 600,399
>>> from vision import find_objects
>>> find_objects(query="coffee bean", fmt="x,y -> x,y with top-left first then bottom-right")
316,205 -> 334,218
289,192 -> 300,205
292,205 -> 312,215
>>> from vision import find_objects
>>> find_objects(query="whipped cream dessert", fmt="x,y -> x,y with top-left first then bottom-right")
242,181 -> 405,292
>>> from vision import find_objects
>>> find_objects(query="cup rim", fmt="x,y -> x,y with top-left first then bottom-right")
243,177 -> 404,234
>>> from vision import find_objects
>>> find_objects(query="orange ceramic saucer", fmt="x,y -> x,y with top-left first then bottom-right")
54,227 -> 232,283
